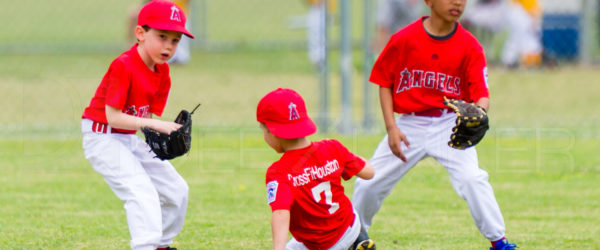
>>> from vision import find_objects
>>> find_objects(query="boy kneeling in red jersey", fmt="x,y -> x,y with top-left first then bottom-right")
257,88 -> 376,250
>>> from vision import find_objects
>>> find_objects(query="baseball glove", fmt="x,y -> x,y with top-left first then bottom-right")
142,104 -> 200,160
443,98 -> 489,149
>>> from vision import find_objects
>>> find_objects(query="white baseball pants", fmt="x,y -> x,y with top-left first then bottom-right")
501,2 -> 542,66
352,113 -> 506,241
285,210 -> 361,250
81,119 -> 189,250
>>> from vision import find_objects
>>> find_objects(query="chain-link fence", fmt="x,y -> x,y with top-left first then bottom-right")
541,0 -> 599,64
461,0 -> 600,66
2,0 -> 599,63
0,0 -> 365,54
3,0 -> 598,134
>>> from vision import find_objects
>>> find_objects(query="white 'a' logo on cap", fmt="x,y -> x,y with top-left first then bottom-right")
289,102 -> 300,121
170,6 -> 181,22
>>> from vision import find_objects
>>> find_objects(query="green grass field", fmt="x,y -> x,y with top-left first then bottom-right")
2,50 -> 599,249
2,1 -> 600,249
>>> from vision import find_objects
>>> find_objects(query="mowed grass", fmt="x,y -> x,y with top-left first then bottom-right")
1,48 -> 599,249
1,134 -> 599,249
2,1 -> 600,247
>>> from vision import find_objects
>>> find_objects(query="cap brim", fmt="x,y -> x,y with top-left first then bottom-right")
147,23 -> 194,38
265,118 -> 317,139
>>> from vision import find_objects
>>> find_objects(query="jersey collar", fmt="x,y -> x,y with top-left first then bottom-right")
421,16 -> 458,41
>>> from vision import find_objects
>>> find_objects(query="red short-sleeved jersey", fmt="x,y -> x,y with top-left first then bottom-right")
370,17 -> 490,114
82,44 -> 171,134
265,139 -> 366,250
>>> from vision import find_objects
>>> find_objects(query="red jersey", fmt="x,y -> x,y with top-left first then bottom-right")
82,44 -> 171,134
370,17 -> 490,114
265,139 -> 366,250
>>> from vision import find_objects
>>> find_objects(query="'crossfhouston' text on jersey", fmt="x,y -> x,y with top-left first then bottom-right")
265,139 -> 365,250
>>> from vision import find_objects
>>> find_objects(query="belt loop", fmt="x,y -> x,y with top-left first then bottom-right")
90,120 -> 111,134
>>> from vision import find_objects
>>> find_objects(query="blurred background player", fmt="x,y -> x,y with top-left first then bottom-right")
81,1 -> 193,249
462,0 -> 543,68
375,0 -> 423,51
302,0 -> 336,68
351,0 -> 517,249
129,0 -> 192,65
168,0 -> 192,65
256,88 -> 376,250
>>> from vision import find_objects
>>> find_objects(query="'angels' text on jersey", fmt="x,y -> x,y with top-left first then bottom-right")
288,160 -> 341,187
396,68 -> 461,95
125,105 -> 150,118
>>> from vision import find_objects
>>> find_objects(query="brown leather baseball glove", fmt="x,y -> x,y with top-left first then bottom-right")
443,98 -> 489,149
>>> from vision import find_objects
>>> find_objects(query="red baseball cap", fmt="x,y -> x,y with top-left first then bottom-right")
138,0 -> 194,38
256,88 -> 317,139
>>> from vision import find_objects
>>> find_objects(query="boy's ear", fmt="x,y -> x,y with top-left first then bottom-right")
260,123 -> 270,133
134,25 -> 146,42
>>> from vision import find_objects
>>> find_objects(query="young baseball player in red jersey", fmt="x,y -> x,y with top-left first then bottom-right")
80,1 -> 193,249
352,0 -> 517,249
256,88 -> 376,250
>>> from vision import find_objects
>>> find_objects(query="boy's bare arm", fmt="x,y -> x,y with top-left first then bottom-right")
475,97 -> 490,111
380,86 -> 410,162
105,105 -> 181,134
355,160 -> 375,180
271,210 -> 290,250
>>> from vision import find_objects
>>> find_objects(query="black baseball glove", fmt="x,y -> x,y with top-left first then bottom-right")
142,104 -> 200,160
443,98 -> 489,149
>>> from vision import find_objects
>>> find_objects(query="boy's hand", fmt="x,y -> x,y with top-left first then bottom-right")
387,127 -> 410,162
151,120 -> 182,134
142,108 -> 195,160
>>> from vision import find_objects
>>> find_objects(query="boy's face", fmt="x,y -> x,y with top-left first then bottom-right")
425,0 -> 466,23
136,26 -> 183,65
260,124 -> 284,153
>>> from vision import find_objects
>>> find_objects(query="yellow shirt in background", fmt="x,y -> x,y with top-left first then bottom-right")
307,0 -> 336,12
173,0 -> 188,13
513,0 -> 542,17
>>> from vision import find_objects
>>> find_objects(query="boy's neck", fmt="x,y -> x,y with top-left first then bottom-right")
423,16 -> 456,37
136,44 -> 157,72
280,137 -> 311,152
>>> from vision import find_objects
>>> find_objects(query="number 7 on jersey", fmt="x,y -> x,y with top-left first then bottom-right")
311,181 -> 340,214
